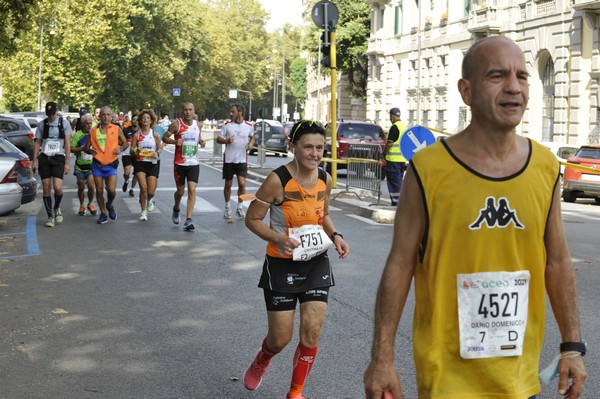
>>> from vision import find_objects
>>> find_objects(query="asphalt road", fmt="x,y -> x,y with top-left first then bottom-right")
0,146 -> 598,398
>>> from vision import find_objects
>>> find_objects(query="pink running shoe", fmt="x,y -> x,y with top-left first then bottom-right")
243,355 -> 268,391
286,394 -> 306,399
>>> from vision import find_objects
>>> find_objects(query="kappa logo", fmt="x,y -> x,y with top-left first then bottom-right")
469,196 -> 524,230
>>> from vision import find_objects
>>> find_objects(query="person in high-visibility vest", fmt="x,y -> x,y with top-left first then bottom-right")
382,107 -> 408,206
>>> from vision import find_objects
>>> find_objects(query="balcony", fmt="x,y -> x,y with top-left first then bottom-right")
468,6 -> 501,34
572,0 -> 600,11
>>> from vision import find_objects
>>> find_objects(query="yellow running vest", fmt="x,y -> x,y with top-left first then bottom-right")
385,120 -> 407,162
410,139 -> 559,398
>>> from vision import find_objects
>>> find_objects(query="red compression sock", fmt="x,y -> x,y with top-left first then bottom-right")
288,342 -> 318,398
257,337 -> 279,366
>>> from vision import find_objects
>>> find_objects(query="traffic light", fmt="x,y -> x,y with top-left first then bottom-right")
320,30 -> 331,68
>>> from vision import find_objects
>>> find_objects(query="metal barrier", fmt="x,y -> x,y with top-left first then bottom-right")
210,129 -> 223,164
342,143 -> 384,205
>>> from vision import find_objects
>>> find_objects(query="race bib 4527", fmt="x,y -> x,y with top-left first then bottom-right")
457,270 -> 530,359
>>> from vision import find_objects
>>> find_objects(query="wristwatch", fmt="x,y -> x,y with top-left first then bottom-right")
330,232 -> 344,241
560,340 -> 586,356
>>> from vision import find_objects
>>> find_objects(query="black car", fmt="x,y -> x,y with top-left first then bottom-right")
252,119 -> 289,156
0,116 -> 35,159
0,134 -> 38,204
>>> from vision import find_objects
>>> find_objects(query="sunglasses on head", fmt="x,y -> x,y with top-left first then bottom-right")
291,120 -> 321,142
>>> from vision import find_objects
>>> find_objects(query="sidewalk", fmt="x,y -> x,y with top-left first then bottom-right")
246,165 -> 396,224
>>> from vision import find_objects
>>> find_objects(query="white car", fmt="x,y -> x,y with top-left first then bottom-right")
0,158 -> 23,215
539,141 -> 579,186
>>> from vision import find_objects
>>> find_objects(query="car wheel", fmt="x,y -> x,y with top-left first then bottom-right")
562,190 -> 577,203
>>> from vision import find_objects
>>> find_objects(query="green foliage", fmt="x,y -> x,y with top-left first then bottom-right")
305,0 -> 370,99
290,57 -> 307,105
0,0 -> 310,118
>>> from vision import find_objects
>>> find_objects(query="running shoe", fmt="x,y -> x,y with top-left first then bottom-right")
97,213 -> 108,224
122,180 -> 129,192
45,217 -> 55,228
286,394 -> 306,399
139,211 -> 148,221
223,208 -> 232,219
87,203 -> 98,216
147,199 -> 155,212
54,208 -> 63,224
243,355 -> 268,391
236,208 -> 245,219
183,218 -> 194,231
78,205 -> 86,216
107,203 -> 117,220
129,189 -> 134,197
172,207 -> 180,225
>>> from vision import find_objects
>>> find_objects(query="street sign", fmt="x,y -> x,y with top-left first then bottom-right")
229,89 -> 237,99
311,0 -> 339,29
400,126 -> 436,161
173,87 -> 181,97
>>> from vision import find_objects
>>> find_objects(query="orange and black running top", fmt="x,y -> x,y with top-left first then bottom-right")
259,165 -> 334,293
266,165 -> 328,258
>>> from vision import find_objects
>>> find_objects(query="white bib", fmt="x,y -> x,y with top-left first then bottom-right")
457,270 -> 530,359
43,139 -> 61,156
288,225 -> 333,261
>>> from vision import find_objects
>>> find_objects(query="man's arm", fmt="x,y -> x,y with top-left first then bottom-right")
382,125 -> 399,157
162,121 -> 180,145
545,182 -> 586,398
117,128 -> 129,151
364,166 -> 425,399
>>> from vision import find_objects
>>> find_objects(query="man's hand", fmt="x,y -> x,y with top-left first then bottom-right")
364,361 -> 404,399
557,355 -> 586,398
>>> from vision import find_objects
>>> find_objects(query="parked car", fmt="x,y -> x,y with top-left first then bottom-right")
562,144 -> 600,203
251,119 -> 289,156
539,141 -> 579,187
0,116 -> 35,159
323,120 -> 386,175
0,157 -> 23,215
0,135 -> 37,204
283,121 -> 295,138
0,114 -> 43,132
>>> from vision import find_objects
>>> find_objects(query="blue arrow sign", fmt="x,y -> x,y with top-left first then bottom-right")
399,126 -> 436,161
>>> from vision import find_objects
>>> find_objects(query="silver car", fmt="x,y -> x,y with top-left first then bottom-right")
0,157 -> 23,215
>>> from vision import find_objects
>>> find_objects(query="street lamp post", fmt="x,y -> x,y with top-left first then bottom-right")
281,45 -> 286,123
37,21 -> 55,112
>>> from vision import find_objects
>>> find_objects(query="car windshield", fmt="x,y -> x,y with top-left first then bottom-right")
339,124 -> 381,139
558,147 -> 577,159
575,148 -> 600,159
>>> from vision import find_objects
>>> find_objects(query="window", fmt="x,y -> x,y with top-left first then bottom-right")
436,110 -> 444,130
458,107 -> 467,131
542,58 -> 555,142
394,5 -> 402,35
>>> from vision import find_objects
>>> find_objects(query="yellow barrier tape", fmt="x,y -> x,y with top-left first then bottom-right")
561,161 -> 600,174
426,126 -> 454,136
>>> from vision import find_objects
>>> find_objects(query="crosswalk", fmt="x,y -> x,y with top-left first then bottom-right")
64,188 -> 342,218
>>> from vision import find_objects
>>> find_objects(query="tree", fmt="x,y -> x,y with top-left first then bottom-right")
305,0 -> 370,99
289,57 -> 307,112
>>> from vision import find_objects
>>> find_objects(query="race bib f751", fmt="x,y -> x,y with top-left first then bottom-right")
288,225 -> 333,261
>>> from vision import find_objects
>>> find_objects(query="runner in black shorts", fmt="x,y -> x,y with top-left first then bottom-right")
242,120 -> 350,399
32,101 -> 73,228
162,102 -> 206,231
216,104 -> 254,220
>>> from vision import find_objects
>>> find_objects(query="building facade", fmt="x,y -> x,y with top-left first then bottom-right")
366,0 -> 600,144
